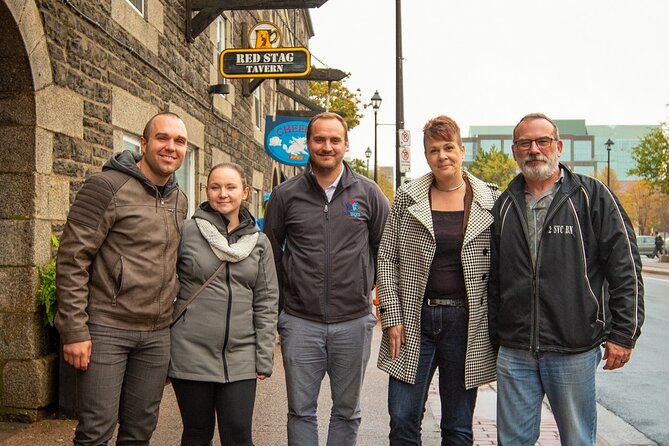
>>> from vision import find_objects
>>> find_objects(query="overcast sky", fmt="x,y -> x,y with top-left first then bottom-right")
308,0 -> 669,177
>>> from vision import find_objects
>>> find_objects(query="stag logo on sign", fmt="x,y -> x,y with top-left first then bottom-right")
264,116 -> 310,167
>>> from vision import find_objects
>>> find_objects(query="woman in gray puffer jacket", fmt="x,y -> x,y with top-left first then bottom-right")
169,163 -> 279,446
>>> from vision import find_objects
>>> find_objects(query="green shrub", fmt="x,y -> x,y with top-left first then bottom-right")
36,233 -> 59,327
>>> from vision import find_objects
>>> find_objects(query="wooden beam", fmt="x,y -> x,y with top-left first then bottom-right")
191,0 -> 328,10
187,0 -> 329,41
276,84 -> 325,112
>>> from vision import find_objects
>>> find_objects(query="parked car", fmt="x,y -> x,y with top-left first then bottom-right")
636,235 -> 657,258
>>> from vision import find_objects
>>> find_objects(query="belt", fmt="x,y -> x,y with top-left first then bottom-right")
426,298 -> 465,307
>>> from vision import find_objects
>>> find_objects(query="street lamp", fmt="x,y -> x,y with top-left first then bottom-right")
365,146 -> 372,177
605,138 -> 614,186
371,90 -> 382,183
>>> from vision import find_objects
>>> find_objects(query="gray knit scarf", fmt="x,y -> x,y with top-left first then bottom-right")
195,218 -> 259,263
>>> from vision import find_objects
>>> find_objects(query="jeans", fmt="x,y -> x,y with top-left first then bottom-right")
496,346 -> 601,446
171,378 -> 256,446
73,324 -> 170,446
388,304 -> 477,446
278,311 -> 377,446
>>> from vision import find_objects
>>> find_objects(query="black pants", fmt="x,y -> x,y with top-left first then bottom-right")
171,378 -> 257,446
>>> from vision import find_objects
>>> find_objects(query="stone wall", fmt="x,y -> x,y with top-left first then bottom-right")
0,0 -> 312,421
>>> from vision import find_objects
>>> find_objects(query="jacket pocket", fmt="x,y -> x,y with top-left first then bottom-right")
111,256 -> 125,307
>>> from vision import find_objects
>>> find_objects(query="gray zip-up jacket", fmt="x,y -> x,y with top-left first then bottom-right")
56,151 -> 187,344
169,205 -> 279,382
263,162 -> 390,323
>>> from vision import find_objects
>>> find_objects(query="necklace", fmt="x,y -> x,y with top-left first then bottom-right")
433,178 -> 465,192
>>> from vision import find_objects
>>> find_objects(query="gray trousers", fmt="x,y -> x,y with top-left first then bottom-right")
278,311 -> 377,446
73,324 -> 170,446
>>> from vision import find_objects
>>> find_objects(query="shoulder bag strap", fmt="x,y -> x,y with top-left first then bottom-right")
170,261 -> 226,327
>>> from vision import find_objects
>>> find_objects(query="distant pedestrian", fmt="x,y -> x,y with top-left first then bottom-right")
56,112 -> 189,445
169,163 -> 279,446
264,112 -> 390,445
377,115 -> 499,444
654,232 -> 664,258
488,113 -> 645,445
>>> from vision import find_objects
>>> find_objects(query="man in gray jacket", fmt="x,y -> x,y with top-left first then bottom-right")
55,112 -> 188,445
264,112 -> 390,445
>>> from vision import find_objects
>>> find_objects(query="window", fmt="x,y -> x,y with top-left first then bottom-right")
122,133 -> 196,216
126,0 -> 144,16
216,16 -> 227,84
253,87 -> 262,129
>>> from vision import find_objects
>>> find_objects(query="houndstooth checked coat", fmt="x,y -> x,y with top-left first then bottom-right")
376,170 -> 499,388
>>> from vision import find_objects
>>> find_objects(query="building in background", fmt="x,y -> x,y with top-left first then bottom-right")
462,120 -> 659,181
0,0 -> 321,421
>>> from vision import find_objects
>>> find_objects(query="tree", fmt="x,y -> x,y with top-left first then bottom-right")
467,146 -> 517,191
309,79 -> 364,130
347,158 -> 370,178
619,180 -> 661,235
591,167 -> 621,195
348,157 -> 394,202
628,127 -> 669,195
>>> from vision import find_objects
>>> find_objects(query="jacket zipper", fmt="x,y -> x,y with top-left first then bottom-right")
523,187 -> 573,355
323,202 -> 330,320
112,256 -> 125,306
154,190 -> 169,328
222,263 -> 232,382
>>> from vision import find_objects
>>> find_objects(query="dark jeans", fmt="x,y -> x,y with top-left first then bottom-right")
388,305 -> 477,446
171,378 -> 257,446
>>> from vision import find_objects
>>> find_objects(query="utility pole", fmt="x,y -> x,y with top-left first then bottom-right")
395,0 -> 405,190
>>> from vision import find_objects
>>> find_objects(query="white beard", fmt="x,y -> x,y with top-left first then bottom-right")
518,151 -> 560,182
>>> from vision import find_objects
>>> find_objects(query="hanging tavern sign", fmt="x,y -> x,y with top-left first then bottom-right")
220,47 -> 311,79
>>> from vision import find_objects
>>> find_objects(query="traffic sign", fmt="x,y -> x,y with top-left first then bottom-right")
399,146 -> 411,173
398,129 -> 411,147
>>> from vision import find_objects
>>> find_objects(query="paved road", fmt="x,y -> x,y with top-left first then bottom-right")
596,266 -> 669,446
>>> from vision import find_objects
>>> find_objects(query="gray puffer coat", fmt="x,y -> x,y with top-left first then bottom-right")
169,204 -> 279,383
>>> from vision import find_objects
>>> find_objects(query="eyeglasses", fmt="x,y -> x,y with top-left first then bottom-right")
513,137 -> 556,152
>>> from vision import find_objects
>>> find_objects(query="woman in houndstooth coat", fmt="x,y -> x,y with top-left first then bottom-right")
377,116 -> 500,445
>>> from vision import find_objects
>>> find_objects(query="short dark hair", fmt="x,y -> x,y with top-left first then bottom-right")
142,112 -> 183,141
512,113 -> 560,141
306,112 -> 348,143
423,115 -> 462,146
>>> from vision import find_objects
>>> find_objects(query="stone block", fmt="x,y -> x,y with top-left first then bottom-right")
0,92 -> 36,125
0,125 -> 35,174
35,174 -> 69,221
0,266 -> 39,313
35,127 -> 54,175
0,219 -> 52,266
29,37 -> 54,92
0,173 -> 34,219
2,353 -> 58,408
35,85 -> 84,139
0,313 -> 55,360
111,87 -> 158,137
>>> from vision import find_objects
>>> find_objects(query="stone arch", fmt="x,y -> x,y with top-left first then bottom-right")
0,0 -> 69,421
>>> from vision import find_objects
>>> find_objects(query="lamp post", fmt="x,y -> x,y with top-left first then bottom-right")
371,90 -> 382,183
365,146 -> 372,177
605,138 -> 614,186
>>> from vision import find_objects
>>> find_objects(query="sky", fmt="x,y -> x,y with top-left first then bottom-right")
308,0 -> 669,178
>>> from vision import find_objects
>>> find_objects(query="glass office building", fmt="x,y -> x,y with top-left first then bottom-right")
462,120 -> 659,181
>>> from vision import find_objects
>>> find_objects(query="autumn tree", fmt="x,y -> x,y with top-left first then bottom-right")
618,180 -> 665,235
467,146 -> 517,191
347,158 -> 371,178
591,167 -> 621,195
628,127 -> 669,195
309,79 -> 363,130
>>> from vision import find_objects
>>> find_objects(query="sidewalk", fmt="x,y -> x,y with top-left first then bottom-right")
1,296 -> 663,445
